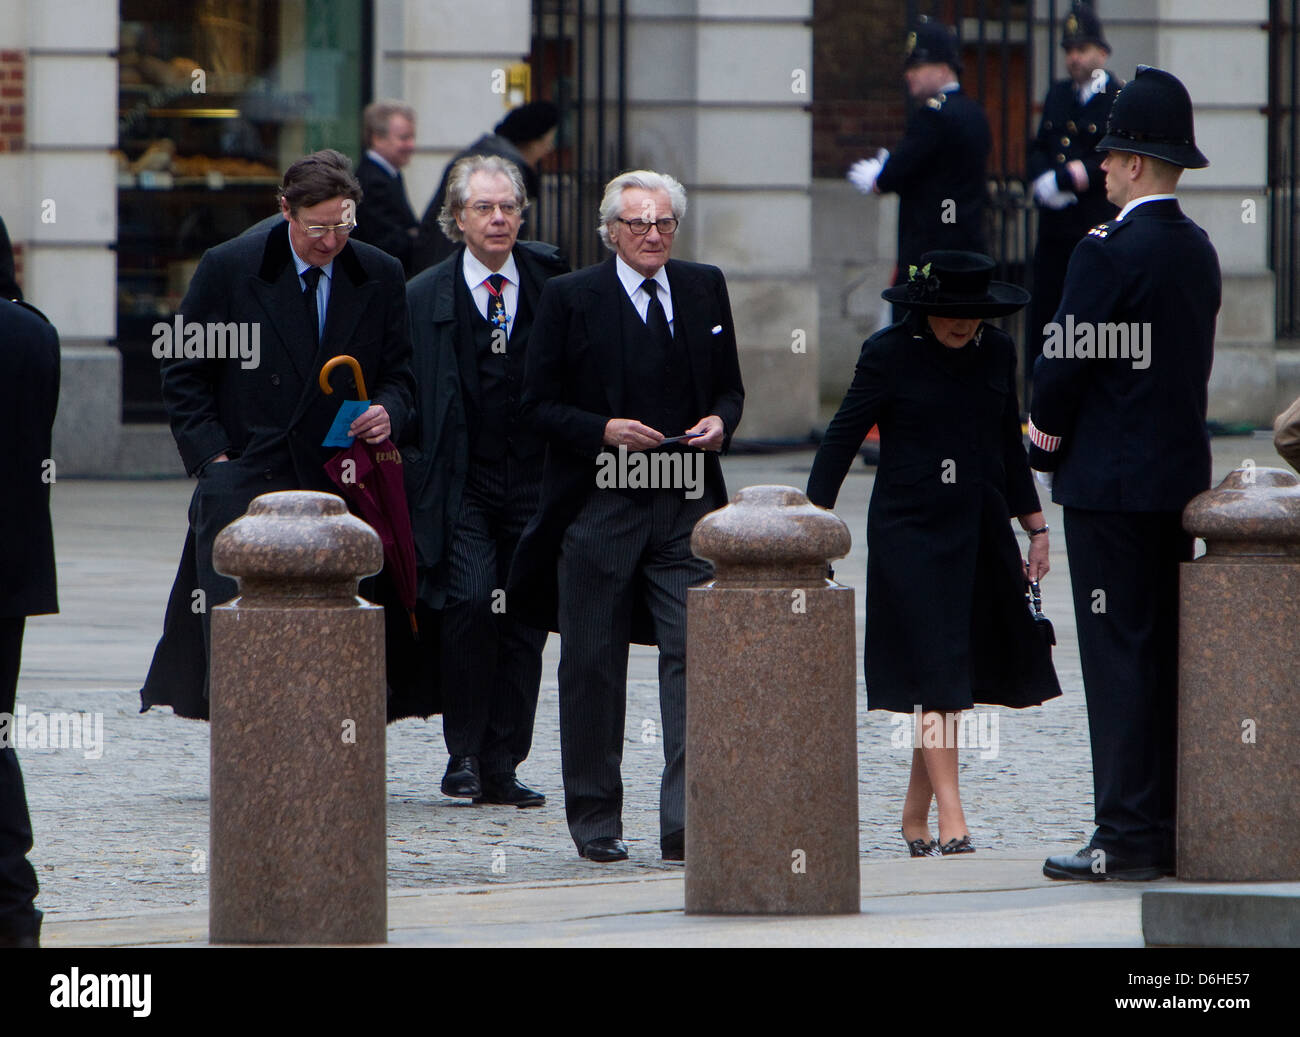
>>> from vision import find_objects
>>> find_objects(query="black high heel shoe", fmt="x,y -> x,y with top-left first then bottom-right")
939,834 -> 975,855
902,828 -> 939,857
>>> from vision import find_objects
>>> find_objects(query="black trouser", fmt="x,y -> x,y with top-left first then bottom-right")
439,454 -> 547,777
1063,507 -> 1190,865
556,488 -> 712,851
0,617 -> 41,942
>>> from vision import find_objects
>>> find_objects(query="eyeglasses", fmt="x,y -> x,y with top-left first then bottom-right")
616,217 -> 678,236
467,201 -> 522,217
299,219 -> 357,239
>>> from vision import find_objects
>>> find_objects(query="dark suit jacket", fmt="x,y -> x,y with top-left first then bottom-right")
404,240 -> 569,610
507,256 -> 745,643
0,216 -> 19,302
141,219 -> 416,718
1030,199 -> 1221,511
1028,73 -> 1123,242
0,300 -> 58,619
876,86 -> 990,274
411,134 -> 538,274
353,155 -> 419,275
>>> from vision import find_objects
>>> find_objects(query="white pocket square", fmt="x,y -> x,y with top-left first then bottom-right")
710,325 -> 723,335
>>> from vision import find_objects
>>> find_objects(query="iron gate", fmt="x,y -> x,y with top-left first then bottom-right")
530,0 -> 627,269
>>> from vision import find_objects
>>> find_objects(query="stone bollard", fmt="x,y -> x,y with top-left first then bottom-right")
1179,466 -> 1300,881
685,485 -> 859,914
208,490 -> 387,943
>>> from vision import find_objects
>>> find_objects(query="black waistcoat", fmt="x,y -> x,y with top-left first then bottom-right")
455,269 -> 539,460
618,284 -> 694,438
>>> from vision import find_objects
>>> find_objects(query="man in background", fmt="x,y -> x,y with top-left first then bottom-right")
352,100 -> 421,276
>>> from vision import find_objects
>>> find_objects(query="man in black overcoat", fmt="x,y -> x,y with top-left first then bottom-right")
0,297 -> 59,947
404,155 -> 568,806
848,18 -> 991,318
508,170 -> 744,862
352,100 -> 420,276
1026,3 -> 1121,377
140,150 -> 416,720
411,102 -> 559,274
1030,67 -> 1221,881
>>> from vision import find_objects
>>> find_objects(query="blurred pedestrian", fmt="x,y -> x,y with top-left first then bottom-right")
1026,3 -> 1121,380
412,101 -> 559,272
808,251 -> 1060,857
848,18 -> 990,320
0,297 -> 59,947
352,100 -> 420,275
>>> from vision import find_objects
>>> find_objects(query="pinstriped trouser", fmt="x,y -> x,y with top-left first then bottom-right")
556,487 -> 713,850
439,454 -> 547,776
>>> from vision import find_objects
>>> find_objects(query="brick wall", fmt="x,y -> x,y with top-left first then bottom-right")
0,49 -> 25,152
812,0 -> 908,178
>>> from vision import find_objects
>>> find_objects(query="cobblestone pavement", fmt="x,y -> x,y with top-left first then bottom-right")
14,437 -> 1279,918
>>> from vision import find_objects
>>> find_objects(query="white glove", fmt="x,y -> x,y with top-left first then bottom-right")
1034,470 -> 1054,491
848,157 -> 883,195
1033,169 -> 1077,210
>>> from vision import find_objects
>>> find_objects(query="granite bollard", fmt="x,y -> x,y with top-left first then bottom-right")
208,490 -> 387,944
685,485 -> 859,914
1178,465 -> 1300,881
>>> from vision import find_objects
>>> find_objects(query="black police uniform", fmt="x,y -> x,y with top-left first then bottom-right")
1030,67 -> 1221,874
1026,71 -> 1121,369
877,86 -> 991,282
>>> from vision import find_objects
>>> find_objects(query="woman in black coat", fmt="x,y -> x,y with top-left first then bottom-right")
807,251 -> 1061,857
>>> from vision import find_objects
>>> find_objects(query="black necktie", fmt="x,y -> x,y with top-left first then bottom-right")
302,266 -> 323,344
642,278 -> 673,352
484,273 -> 509,333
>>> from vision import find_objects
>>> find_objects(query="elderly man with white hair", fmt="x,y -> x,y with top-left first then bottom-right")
509,170 -> 745,862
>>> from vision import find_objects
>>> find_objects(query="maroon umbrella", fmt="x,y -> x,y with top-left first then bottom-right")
319,354 -> 418,634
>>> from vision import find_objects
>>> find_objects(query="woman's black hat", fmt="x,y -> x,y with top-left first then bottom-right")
903,17 -> 962,75
1097,65 -> 1209,169
881,250 -> 1030,318
1061,3 -> 1110,54
494,101 -> 559,146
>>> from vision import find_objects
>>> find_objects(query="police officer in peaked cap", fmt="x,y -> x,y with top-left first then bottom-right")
1026,2 -> 1123,385
848,17 -> 992,321
1030,66 -> 1220,881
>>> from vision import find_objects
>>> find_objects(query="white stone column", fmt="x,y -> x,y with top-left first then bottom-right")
377,0 -> 534,223
0,0 -> 121,474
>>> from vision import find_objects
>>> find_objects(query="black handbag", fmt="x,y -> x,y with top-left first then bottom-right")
1026,579 -> 1056,646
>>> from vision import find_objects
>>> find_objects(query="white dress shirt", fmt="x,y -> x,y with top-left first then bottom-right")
462,249 -> 520,337
615,254 -> 674,334
1116,193 -> 1178,222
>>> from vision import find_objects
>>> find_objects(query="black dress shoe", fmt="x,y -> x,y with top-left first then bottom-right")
939,834 -> 975,855
474,775 -> 545,808
440,755 -> 481,798
580,837 -> 629,862
661,829 -> 685,861
1043,845 -> 1171,882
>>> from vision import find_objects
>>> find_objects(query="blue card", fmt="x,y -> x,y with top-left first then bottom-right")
323,400 -> 369,447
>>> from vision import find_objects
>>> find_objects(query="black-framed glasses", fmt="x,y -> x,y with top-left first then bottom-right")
616,217 -> 678,235
468,201 -> 522,217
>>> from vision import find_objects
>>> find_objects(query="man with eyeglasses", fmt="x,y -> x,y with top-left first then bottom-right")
141,149 -> 416,720
509,170 -> 744,863
402,155 -> 569,806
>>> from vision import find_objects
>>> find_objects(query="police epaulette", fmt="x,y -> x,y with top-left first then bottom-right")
1086,219 -> 1122,240
925,93 -> 947,111
5,297 -> 51,323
